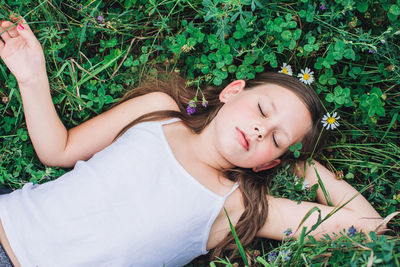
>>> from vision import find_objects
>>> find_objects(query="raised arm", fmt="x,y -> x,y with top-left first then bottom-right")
0,17 -> 178,168
257,161 -> 386,241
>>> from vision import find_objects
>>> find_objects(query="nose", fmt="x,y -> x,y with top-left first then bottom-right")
252,123 -> 266,140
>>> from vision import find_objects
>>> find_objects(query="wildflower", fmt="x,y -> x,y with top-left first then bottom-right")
283,228 -> 292,237
280,249 -> 292,262
97,15 -> 104,23
202,97 -> 208,108
381,39 -> 385,44
321,112 -> 340,130
78,6 -> 82,10
320,3 -> 326,11
186,100 -> 196,115
348,226 -> 357,237
278,63 -> 293,76
267,251 -> 277,263
181,44 -> 193,53
87,22 -> 92,26
368,49 -> 376,54
294,176 -> 309,190
302,180 -> 309,190
297,67 -> 314,85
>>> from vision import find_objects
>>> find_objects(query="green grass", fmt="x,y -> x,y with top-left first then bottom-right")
0,0 -> 399,266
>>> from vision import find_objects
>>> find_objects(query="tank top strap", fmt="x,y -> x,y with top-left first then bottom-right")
160,117 -> 181,125
223,182 -> 239,200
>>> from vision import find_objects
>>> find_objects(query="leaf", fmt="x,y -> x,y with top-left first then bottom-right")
319,75 -> 328,85
334,86 -> 343,96
314,167 -> 333,206
357,2 -> 369,13
376,106 -> 385,117
304,44 -> 313,53
379,113 -> 398,142
328,77 -> 337,85
281,30 -> 292,41
389,4 -> 400,15
256,256 -> 271,266
228,65 -> 237,73
325,93 -> 334,103
344,48 -> 355,60
370,87 -> 383,97
224,208 -> 249,266
295,206 -> 321,233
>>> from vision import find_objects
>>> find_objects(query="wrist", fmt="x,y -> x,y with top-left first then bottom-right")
17,74 -> 49,89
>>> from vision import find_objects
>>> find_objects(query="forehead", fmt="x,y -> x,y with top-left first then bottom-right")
249,83 -> 297,97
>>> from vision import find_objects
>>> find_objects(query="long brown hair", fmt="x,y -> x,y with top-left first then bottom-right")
112,71 -> 324,261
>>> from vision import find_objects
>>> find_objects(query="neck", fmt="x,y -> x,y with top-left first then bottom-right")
187,121 -> 234,171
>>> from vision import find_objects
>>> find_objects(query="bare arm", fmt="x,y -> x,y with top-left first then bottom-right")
257,161 -> 386,240
0,18 -> 178,168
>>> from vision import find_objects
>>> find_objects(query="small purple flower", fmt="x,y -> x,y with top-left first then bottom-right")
368,49 -> 376,54
97,15 -> 104,23
283,228 -> 292,236
186,100 -> 196,115
348,226 -> 357,237
87,22 -> 92,26
381,39 -> 385,44
267,251 -> 277,262
202,98 -> 208,108
280,249 -> 292,262
320,3 -> 326,11
78,5 -> 82,10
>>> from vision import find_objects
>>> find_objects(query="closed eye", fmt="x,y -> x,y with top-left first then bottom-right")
273,134 -> 279,148
258,103 -> 266,117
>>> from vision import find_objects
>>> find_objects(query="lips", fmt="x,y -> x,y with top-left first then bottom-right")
236,127 -> 249,151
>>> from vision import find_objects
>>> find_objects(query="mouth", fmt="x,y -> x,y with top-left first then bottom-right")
236,127 -> 249,151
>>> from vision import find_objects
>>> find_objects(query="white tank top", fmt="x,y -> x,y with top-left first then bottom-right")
0,119 -> 238,267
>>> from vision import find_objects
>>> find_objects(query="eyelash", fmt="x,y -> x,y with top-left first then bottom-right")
258,103 -> 279,148
273,135 -> 279,148
258,103 -> 266,117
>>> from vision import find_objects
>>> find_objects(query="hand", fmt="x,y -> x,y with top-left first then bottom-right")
0,15 -> 46,85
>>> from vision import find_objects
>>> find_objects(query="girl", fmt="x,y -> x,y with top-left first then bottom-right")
0,17 -> 385,267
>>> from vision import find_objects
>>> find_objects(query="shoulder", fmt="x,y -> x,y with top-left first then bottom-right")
127,91 -> 179,112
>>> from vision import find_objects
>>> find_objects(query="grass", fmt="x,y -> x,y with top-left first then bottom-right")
0,0 -> 399,266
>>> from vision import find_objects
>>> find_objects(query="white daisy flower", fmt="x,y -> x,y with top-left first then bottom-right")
302,180 -> 309,190
294,176 -> 310,190
278,63 -> 293,76
297,67 -> 315,85
321,112 -> 340,130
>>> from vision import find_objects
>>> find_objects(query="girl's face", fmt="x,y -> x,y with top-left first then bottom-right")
212,80 -> 312,172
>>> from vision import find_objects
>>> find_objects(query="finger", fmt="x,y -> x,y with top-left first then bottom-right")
0,39 -> 4,55
1,21 -> 18,38
13,17 -> 39,46
0,21 -> 12,41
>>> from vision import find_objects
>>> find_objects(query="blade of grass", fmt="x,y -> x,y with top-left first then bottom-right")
379,112 -> 398,143
224,207 -> 249,266
75,52 -> 123,87
295,206 -> 322,234
78,1 -> 101,53
313,166 -> 333,206
293,226 -> 307,266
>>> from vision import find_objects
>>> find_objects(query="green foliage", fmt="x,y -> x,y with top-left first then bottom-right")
289,142 -> 302,159
0,0 -> 399,266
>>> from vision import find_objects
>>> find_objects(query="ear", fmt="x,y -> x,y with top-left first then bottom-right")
252,159 -> 281,173
219,80 -> 246,103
